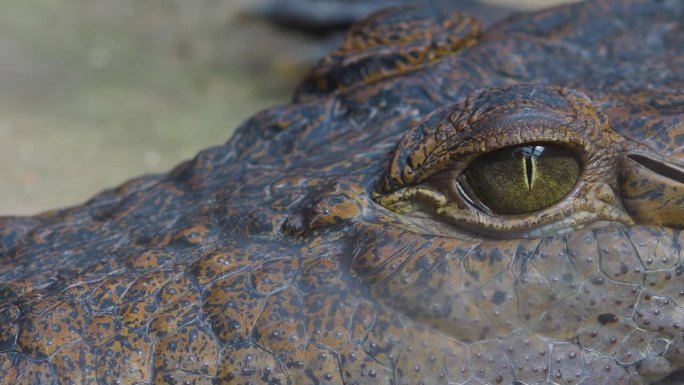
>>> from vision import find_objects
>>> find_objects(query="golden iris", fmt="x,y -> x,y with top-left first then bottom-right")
459,144 -> 581,215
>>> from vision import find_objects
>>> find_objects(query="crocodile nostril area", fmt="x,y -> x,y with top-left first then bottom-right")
619,154 -> 684,228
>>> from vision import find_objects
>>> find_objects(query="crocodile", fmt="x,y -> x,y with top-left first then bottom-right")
1,0 -> 683,384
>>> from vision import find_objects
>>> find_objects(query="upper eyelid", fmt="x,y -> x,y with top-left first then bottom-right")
386,128 -> 591,192
381,86 -> 618,194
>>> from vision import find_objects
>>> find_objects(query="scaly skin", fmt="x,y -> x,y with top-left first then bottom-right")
0,0 -> 683,384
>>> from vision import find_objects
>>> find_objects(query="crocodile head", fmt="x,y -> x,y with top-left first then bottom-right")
0,1 -> 683,384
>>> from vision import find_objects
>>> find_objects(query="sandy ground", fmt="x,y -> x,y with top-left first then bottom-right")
0,0 -> 578,215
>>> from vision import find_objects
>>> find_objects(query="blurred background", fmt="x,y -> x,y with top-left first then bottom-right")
0,0 -> 577,215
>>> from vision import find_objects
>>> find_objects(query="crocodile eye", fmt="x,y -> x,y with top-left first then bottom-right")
457,144 -> 581,215
377,85 -> 634,238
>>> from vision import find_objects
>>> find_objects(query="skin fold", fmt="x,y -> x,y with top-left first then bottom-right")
0,0 -> 682,384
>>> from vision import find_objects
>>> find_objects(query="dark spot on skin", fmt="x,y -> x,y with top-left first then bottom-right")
491,290 -> 506,305
598,313 -> 619,325
620,263 -> 629,275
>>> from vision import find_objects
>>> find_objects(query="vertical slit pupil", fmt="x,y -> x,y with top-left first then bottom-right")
524,153 -> 534,190
521,145 -> 544,191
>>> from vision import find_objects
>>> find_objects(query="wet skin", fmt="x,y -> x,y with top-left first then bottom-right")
1,0 -> 683,384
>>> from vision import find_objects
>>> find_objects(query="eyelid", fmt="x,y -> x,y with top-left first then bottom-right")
381,86 -> 617,194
